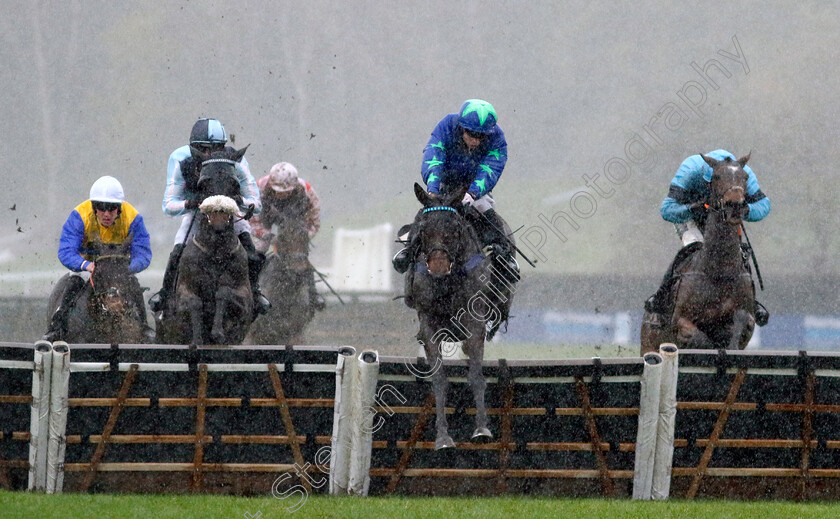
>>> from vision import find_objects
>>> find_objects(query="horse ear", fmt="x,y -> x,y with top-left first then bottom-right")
738,152 -> 751,168
701,154 -> 719,169
190,145 -> 209,161
231,144 -> 249,163
414,182 -> 431,205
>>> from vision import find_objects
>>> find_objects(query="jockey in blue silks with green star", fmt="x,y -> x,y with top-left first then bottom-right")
393,99 -> 519,289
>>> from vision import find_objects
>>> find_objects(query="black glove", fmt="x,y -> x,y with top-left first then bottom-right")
185,198 -> 200,210
739,201 -> 750,219
688,202 -> 707,220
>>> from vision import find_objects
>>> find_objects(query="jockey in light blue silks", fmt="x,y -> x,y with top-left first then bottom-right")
392,99 -> 519,283
148,117 -> 270,319
43,176 -> 154,341
645,149 -> 771,326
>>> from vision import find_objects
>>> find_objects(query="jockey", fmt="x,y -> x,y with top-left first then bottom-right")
251,162 -> 326,311
149,117 -> 271,319
43,176 -> 154,342
392,99 -> 520,280
645,149 -> 771,326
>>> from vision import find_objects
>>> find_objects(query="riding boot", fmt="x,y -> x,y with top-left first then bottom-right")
309,270 -> 326,311
149,243 -> 185,313
128,277 -> 156,343
481,209 -> 520,284
42,275 -> 87,342
239,232 -> 271,318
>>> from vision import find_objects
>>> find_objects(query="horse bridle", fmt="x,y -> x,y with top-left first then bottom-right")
417,205 -> 464,271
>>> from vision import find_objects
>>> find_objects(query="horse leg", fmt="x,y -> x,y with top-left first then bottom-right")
464,335 -> 492,442
211,286 -> 232,344
186,294 -> 204,346
729,309 -> 755,350
419,331 -> 454,451
675,316 -> 715,349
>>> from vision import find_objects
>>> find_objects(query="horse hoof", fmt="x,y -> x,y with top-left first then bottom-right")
471,427 -> 493,443
435,435 -> 456,451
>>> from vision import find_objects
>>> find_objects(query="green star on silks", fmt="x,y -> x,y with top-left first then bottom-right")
425,156 -> 443,170
426,173 -> 440,184
480,164 -> 494,178
487,148 -> 504,160
461,100 -> 496,126
431,141 -> 446,151
474,178 -> 487,193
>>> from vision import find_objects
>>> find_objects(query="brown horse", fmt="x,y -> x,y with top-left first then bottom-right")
247,221 -> 318,345
641,153 -> 755,354
46,243 -> 148,344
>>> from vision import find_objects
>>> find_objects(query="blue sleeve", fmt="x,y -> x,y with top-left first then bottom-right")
163,147 -> 190,217
421,119 -> 449,194
57,211 -> 89,271
127,215 -> 152,273
470,129 -> 507,198
659,155 -> 704,223
236,157 -> 262,215
743,164 -> 770,222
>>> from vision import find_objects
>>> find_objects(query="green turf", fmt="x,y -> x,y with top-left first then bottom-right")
3,491 -> 840,519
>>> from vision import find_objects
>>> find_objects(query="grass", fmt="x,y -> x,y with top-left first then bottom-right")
3,491 -> 840,519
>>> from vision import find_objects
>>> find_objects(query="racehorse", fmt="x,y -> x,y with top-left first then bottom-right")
641,153 -> 756,354
247,221 -> 317,345
156,147 -> 252,345
409,182 -> 515,450
46,243 -> 148,344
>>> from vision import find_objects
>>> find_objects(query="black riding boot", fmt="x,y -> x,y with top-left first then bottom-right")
481,209 -> 520,283
149,243 -> 185,313
741,244 -> 770,327
239,232 -> 271,318
309,270 -> 326,311
42,275 -> 87,342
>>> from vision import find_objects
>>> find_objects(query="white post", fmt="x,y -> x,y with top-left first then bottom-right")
46,342 -> 71,494
348,350 -> 380,496
27,340 -> 53,492
651,343 -> 679,499
632,351 -> 663,500
329,347 -> 356,495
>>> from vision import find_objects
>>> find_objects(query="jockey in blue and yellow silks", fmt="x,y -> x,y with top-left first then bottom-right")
394,99 -> 519,284
44,176 -> 154,342
58,199 -> 152,274
645,150 -> 771,326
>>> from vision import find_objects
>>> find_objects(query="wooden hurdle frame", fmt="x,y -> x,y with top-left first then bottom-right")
7,342 -> 840,500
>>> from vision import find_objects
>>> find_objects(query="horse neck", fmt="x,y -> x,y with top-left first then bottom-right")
697,210 -> 743,276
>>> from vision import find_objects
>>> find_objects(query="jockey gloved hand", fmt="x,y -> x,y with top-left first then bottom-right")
688,201 -> 707,220
462,193 -> 475,206
185,198 -> 200,210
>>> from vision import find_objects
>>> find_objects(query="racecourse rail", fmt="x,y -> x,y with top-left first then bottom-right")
2,341 -> 840,500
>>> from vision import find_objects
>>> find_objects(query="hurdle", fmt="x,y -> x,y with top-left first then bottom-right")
363,348 -> 676,497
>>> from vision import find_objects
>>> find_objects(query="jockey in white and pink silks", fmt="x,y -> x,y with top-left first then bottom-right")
149,118 -> 270,318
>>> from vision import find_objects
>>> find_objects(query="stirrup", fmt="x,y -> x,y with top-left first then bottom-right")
148,291 -> 165,313
755,300 -> 769,327
254,292 -> 271,316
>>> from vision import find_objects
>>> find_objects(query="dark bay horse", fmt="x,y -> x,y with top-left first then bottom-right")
247,222 -> 316,345
46,243 -> 148,344
641,153 -> 755,354
156,147 -> 252,345
409,183 -> 515,450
